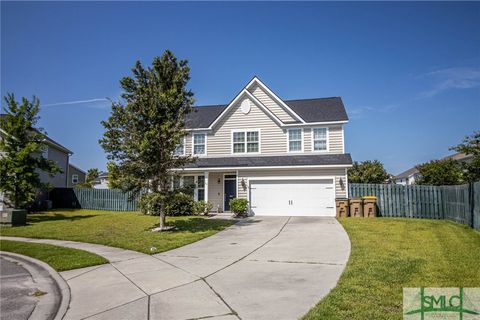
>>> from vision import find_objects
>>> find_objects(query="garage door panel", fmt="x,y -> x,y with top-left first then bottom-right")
250,179 -> 335,217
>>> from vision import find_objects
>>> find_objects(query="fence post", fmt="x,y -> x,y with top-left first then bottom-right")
469,182 -> 475,228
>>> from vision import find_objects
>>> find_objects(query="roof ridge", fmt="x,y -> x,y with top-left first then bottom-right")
285,97 -> 341,102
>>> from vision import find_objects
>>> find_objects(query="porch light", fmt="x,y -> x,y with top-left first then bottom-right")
217,177 -> 221,184
339,178 -> 345,190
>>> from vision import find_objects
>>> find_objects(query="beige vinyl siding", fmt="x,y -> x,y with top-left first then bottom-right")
328,126 -> 344,153
206,96 -> 286,155
237,168 -> 347,199
248,84 -> 296,123
208,172 -> 223,212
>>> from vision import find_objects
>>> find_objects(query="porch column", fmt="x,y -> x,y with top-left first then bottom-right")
204,171 -> 209,203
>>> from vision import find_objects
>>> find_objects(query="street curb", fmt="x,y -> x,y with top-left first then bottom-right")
0,251 -> 71,320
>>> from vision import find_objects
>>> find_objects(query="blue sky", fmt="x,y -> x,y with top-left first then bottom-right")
2,2 -> 479,174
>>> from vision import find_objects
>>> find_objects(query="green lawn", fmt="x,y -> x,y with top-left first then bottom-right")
304,218 -> 480,320
0,239 -> 108,271
0,209 -> 235,254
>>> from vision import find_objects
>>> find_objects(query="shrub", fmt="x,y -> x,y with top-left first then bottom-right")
139,193 -> 161,216
193,200 -> 214,215
140,192 -> 194,216
164,192 -> 194,216
229,198 -> 248,217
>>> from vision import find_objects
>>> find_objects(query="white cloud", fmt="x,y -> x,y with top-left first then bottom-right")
417,67 -> 480,98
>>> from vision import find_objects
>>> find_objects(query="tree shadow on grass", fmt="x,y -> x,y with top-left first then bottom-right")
146,217 -> 234,233
27,213 -> 98,224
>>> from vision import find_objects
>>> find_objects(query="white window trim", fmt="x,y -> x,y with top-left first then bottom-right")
175,175 -> 205,201
174,137 -> 186,156
72,174 -> 79,184
230,129 -> 261,155
287,128 -> 304,153
311,127 -> 329,152
192,133 -> 207,156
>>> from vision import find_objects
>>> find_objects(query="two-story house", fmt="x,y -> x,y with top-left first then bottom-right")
174,77 -> 352,217
0,114 -> 74,210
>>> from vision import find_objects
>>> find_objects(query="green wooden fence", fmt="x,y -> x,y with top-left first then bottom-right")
49,188 -> 140,211
349,182 -> 479,230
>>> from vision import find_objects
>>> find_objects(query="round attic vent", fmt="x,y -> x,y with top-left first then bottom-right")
241,99 -> 251,114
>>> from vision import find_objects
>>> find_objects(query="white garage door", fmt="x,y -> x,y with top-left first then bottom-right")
249,179 -> 335,216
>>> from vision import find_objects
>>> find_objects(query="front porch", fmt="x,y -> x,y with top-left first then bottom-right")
175,171 -> 240,213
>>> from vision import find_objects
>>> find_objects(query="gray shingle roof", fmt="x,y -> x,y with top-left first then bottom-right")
183,153 -> 352,169
285,97 -> 348,122
185,97 -> 348,129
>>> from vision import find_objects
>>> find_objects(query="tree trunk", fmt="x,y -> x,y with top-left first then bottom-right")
159,204 -> 166,230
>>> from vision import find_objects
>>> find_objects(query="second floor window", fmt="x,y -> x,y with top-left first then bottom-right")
313,128 -> 328,151
288,129 -> 303,152
174,138 -> 185,156
233,130 -> 259,153
41,145 -> 49,159
72,174 -> 78,184
193,133 -> 206,155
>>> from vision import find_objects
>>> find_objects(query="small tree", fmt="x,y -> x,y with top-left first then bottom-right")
348,160 -> 389,184
100,50 -> 195,231
416,159 -> 463,186
450,131 -> 480,182
107,162 -> 123,189
0,94 -> 61,209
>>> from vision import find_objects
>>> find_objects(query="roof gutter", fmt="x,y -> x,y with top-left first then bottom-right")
174,164 -> 353,172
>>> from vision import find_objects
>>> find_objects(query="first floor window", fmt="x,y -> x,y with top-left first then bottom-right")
172,175 -> 206,201
197,176 -> 205,201
233,130 -> 259,153
288,129 -> 302,152
72,174 -> 78,184
193,133 -> 206,155
313,128 -> 327,151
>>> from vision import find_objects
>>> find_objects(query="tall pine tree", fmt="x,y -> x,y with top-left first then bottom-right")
0,94 -> 61,209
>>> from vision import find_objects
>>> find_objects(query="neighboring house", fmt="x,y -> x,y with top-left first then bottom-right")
174,77 -> 352,217
394,168 -> 421,186
394,152 -> 474,185
92,172 -> 109,189
0,114 -> 73,208
68,164 -> 86,187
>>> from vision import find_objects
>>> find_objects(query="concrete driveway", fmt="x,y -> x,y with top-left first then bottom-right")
2,217 -> 350,320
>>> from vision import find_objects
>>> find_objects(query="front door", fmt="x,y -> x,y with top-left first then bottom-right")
224,176 -> 237,211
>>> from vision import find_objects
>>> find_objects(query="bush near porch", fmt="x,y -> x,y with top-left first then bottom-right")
0,209 -> 235,254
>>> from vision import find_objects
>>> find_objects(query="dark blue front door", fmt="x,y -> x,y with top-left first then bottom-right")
224,179 -> 237,211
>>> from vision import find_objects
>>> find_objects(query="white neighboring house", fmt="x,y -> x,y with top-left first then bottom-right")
92,172 -> 109,189
394,152 -> 474,185
394,168 -> 421,186
172,77 -> 353,217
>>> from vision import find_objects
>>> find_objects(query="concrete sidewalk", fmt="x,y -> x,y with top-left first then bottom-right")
2,217 -> 351,320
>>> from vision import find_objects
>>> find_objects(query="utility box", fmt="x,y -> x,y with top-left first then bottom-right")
363,196 -> 377,218
0,209 -> 27,226
336,198 -> 350,217
349,198 -> 364,217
